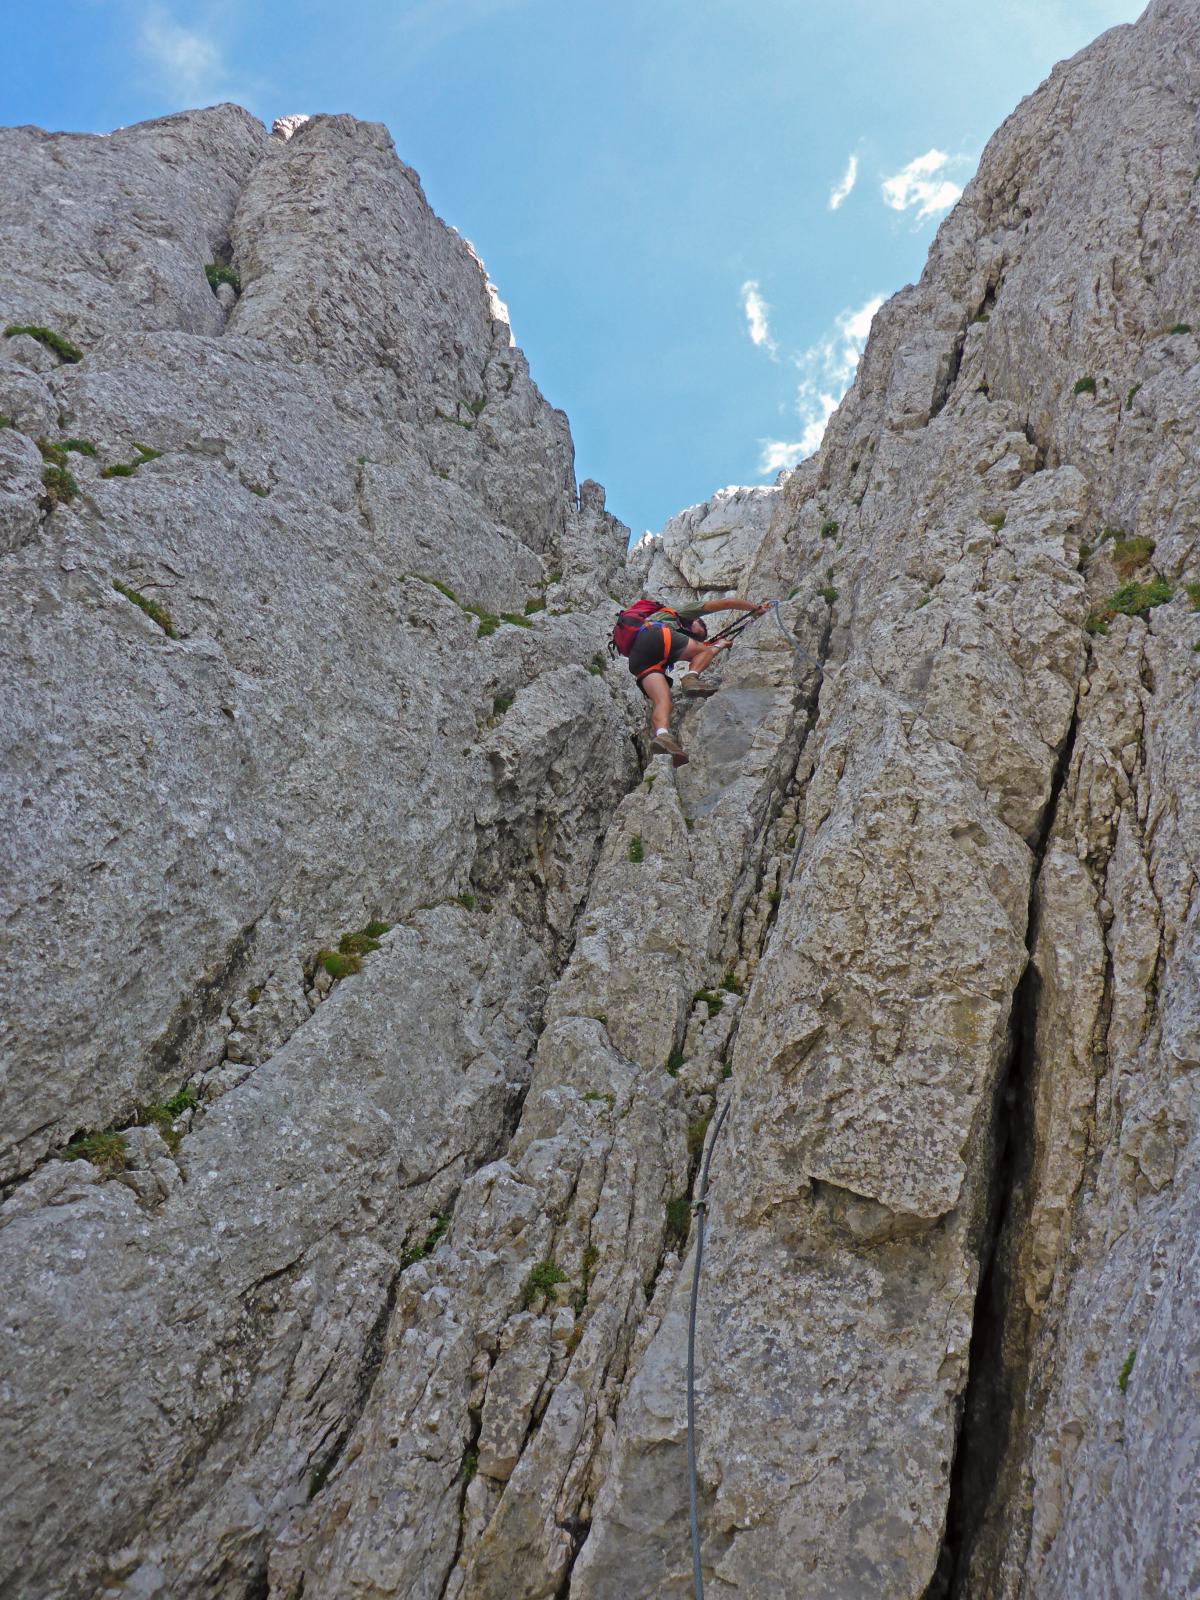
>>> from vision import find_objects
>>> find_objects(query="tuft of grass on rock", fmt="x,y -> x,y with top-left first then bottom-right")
1109,536 -> 1156,578
1165,323 -> 1192,336
523,596 -> 546,615
36,436 -> 67,466
316,949 -> 361,980
246,482 -> 269,497
40,464 -> 78,506
819,519 -> 839,539
521,1259 -> 568,1309
628,836 -> 644,864
1184,581 -> 1200,612
133,443 -> 163,462
664,1047 -> 685,1077
62,1130 -> 127,1173
693,988 -> 724,1019
204,263 -> 241,294
453,891 -> 476,911
1073,376 -> 1097,395
665,1196 -> 691,1251
462,1450 -> 478,1484
492,694 -> 514,717
1087,576 -> 1173,633
1117,1347 -> 1137,1392
60,437 -> 97,456
720,971 -> 744,994
415,574 -> 459,603
401,1214 -> 450,1269
819,584 -> 838,606
586,654 -> 605,675
100,463 -> 137,479
1125,382 -> 1143,409
112,579 -> 177,637
364,919 -> 390,938
686,1113 -> 713,1160
499,612 -> 533,629
4,323 -> 83,363
338,930 -> 382,956
985,512 -> 1006,531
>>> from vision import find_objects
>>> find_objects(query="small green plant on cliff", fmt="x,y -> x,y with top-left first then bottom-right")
523,595 -> 546,615
37,437 -> 68,465
112,580 -> 177,637
40,464 -> 78,507
465,604 -> 500,637
492,693 -> 514,717
693,988 -> 724,1019
499,611 -> 533,628
338,929 -> 382,957
1073,376 -> 1097,395
453,891 -> 476,911
819,584 -> 838,606
1086,576 -> 1173,634
1125,382 -> 1143,409
4,324 -> 83,362
985,512 -> 1006,531
721,971 -> 744,994
1110,536 -> 1156,577
401,1214 -> 450,1269
665,1195 -> 691,1251
135,1096 -> 195,1154
1164,323 -> 1192,336
415,574 -> 458,603
521,1259 -> 568,1309
100,463 -> 137,478
204,263 -> 241,293
628,835 -> 645,864
246,482 -> 269,497
1185,581 -> 1200,612
686,1114 -> 713,1160
364,920 -> 391,938
60,437 -> 97,456
1117,1347 -> 1137,1392
664,1047 -> 685,1077
62,1130 -> 127,1173
819,519 -> 839,539
461,1450 -> 478,1484
316,949 -> 360,980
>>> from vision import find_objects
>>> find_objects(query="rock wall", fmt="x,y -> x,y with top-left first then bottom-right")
2,2 -> 1199,1596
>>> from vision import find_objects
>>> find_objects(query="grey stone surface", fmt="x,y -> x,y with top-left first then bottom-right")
3,3 -> 1200,1596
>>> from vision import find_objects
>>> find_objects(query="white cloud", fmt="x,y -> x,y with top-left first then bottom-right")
828,153 -> 859,211
740,279 -> 778,359
880,149 -> 964,221
756,293 -> 883,476
140,7 -> 226,101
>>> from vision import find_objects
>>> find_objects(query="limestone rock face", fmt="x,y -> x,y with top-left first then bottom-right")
630,482 -> 779,596
3,3 -> 1200,1597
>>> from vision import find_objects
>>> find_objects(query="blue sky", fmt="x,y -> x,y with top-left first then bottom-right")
6,0 -> 1144,534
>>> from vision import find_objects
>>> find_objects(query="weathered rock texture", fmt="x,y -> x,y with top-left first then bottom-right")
2,2 -> 1199,1596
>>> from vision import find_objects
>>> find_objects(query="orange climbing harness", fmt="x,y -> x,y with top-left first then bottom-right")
634,623 -> 676,682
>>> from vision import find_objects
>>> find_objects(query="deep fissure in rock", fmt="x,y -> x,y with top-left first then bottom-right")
927,699 -> 1081,1599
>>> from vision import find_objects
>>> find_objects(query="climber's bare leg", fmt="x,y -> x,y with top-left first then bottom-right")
641,670 -> 673,736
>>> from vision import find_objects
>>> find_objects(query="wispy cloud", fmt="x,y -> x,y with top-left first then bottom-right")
740,279 -> 778,359
880,149 -> 964,221
137,5 -> 264,108
140,7 -> 226,101
757,293 -> 884,476
828,153 -> 859,211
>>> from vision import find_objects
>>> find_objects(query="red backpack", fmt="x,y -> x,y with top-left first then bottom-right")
610,598 -> 679,658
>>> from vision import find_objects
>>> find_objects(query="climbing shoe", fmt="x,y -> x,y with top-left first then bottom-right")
680,675 -> 719,697
651,730 -> 688,761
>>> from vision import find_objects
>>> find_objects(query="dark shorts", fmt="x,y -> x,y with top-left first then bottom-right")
628,623 -> 690,687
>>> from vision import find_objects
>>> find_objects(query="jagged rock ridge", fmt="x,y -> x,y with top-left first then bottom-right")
2,2 -> 1199,1595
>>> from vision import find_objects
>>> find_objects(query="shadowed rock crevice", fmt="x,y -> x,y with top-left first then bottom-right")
927,700 -> 1082,1599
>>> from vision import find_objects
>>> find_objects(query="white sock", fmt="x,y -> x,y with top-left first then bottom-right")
655,727 -> 669,737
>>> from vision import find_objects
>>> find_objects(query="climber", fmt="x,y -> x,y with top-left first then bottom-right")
626,596 -> 770,762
